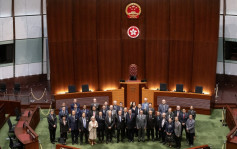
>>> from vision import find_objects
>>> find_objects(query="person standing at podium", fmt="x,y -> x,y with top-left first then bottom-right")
47,109 -> 57,144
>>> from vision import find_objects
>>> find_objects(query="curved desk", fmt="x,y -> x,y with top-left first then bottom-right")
14,106 -> 40,149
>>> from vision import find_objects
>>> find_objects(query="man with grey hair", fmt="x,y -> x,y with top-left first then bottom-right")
174,116 -> 182,149
136,110 -> 147,142
142,98 -> 149,113
158,99 -> 169,114
174,105 -> 181,118
91,98 -> 100,111
105,110 -> 115,144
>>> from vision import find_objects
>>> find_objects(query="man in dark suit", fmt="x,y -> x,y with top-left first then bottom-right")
59,106 -> 69,121
116,110 -> 125,143
113,100 -> 119,112
123,107 -> 128,138
72,104 -> 81,119
96,111 -> 105,143
136,110 -> 147,142
105,110 -> 115,144
69,110 -> 79,145
101,105 -> 107,117
89,106 -> 98,119
158,99 -> 169,114
47,109 -> 57,144
147,110 -> 155,141
107,105 -> 117,118
60,116 -> 69,145
160,113 -> 167,144
118,102 -> 124,114
180,109 -> 188,141
126,109 -> 135,142
155,111 -> 162,141
71,99 -> 80,111
78,112 -> 89,145
91,98 -> 100,111
59,102 -> 68,112
174,105 -> 182,118
147,103 -> 155,116
81,104 -> 89,117
188,106 -> 196,120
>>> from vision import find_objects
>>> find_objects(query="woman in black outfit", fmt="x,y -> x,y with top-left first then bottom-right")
165,118 -> 175,147
60,116 -> 69,145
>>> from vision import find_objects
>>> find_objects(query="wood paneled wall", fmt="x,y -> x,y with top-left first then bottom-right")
47,0 -> 219,94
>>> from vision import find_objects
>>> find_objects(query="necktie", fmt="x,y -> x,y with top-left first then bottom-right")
183,114 -> 185,119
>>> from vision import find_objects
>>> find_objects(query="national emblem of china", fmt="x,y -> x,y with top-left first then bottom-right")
125,3 -> 141,19
127,26 -> 140,38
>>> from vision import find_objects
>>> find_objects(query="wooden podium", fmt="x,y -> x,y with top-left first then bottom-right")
120,81 -> 147,107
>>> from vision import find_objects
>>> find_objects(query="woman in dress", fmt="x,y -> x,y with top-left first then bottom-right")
166,118 -> 175,147
88,116 -> 98,146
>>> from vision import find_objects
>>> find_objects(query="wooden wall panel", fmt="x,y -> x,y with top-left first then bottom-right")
97,0 -> 121,91
192,0 -> 220,94
169,0 -> 194,92
145,0 -> 170,89
47,0 -> 74,94
121,0 -> 145,81
73,0 -> 98,91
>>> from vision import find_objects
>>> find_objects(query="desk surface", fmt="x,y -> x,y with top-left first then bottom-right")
15,107 -> 39,145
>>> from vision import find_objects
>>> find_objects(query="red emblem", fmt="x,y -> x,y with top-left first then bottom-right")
125,3 -> 141,19
127,26 -> 140,38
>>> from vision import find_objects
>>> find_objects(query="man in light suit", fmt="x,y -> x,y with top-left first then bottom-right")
142,98 -> 149,114
186,115 -> 195,147
188,106 -> 196,120
174,116 -> 182,149
136,110 -> 147,142
105,110 -> 115,144
158,99 -> 169,114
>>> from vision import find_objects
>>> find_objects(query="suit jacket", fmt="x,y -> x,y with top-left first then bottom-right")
147,108 -> 155,116
89,110 -> 98,118
131,107 -> 138,115
160,117 -> 167,130
47,114 -> 57,129
166,112 -> 174,120
174,121 -> 181,137
174,110 -> 182,118
68,115 -> 79,130
59,106 -> 69,112
136,114 -> 147,129
72,108 -> 81,118
179,113 -> 188,124
116,115 -> 126,129
106,109 -> 117,118
60,120 -> 69,133
91,103 -> 100,111
135,108 -> 143,117
188,110 -> 196,120
155,115 -> 161,128
81,109 -> 90,117
113,105 -> 119,112
147,115 -> 155,129
126,113 -> 135,129
142,102 -> 149,112
123,112 -> 128,122
71,103 -> 80,111
78,117 -> 89,130
96,115 -> 105,130
186,119 -> 195,133
158,104 -> 169,114
118,106 -> 124,113
59,110 -> 69,121
101,109 -> 107,117
105,116 -> 115,129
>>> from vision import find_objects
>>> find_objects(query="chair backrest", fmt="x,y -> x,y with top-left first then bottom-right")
7,119 -> 12,129
0,83 -> 6,92
129,64 -> 138,79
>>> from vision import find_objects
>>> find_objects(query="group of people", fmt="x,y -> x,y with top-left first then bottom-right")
47,98 -> 196,148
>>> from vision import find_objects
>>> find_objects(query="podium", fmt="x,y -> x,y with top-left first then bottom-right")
120,81 -> 147,107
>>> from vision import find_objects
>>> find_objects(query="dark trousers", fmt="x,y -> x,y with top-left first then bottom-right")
155,127 -> 161,140
80,128 -> 88,143
138,128 -> 145,141
49,128 -> 56,142
61,132 -> 67,143
71,130 -> 78,143
188,133 -> 194,145
161,128 -> 166,142
117,128 -> 125,141
106,128 -> 113,142
181,124 -> 188,140
134,127 -> 138,137
127,128 -> 134,141
147,128 -> 154,140
175,135 -> 181,148
97,128 -> 104,141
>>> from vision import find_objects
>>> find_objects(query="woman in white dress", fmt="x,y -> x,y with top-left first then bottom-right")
88,116 -> 98,146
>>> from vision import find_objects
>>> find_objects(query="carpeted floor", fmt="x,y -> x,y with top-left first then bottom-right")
0,109 -> 229,149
